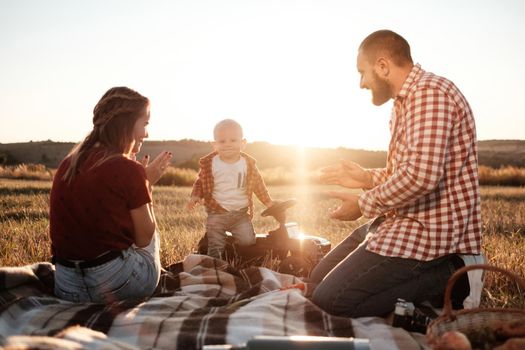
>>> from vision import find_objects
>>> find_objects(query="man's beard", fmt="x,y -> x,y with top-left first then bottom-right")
371,71 -> 392,106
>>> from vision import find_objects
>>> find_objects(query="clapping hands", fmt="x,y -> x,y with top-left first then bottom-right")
325,191 -> 362,221
139,151 -> 173,185
319,159 -> 373,189
319,160 -> 371,221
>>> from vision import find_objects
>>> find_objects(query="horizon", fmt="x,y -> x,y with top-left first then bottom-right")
1,137 -> 523,153
1,0 -> 524,150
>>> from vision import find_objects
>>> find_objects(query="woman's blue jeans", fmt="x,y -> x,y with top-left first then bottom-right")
54,231 -> 161,303
310,218 -> 457,318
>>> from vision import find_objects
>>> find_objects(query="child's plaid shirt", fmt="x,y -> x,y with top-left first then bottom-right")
191,151 -> 272,216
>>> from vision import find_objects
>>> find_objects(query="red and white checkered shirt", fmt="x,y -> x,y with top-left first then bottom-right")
358,64 -> 482,261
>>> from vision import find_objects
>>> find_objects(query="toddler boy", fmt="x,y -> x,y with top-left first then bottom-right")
187,119 -> 274,259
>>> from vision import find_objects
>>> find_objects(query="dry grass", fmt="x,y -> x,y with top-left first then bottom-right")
479,165 -> 525,187
0,164 -> 56,181
1,179 -> 524,308
156,167 -> 197,186
4,163 -> 525,187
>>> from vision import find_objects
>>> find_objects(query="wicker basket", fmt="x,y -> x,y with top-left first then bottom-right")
426,264 -> 525,348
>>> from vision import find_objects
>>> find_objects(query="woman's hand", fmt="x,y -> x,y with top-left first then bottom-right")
319,160 -> 373,189
140,151 -> 173,185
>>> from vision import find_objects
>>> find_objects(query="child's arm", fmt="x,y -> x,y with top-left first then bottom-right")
252,165 -> 273,207
187,169 -> 204,210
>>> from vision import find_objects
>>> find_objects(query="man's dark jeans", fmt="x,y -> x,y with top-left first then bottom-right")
310,218 -> 462,318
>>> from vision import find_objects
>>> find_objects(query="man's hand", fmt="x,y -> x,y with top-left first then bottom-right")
326,191 -> 362,221
320,160 -> 373,189
187,196 -> 203,211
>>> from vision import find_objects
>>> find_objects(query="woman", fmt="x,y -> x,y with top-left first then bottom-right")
49,86 -> 172,303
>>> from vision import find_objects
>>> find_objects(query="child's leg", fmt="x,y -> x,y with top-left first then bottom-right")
206,212 -> 230,259
229,210 -> 256,246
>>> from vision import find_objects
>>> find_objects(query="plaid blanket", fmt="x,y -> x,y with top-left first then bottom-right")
0,255 -> 430,350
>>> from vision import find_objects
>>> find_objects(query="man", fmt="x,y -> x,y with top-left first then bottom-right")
311,30 -> 482,317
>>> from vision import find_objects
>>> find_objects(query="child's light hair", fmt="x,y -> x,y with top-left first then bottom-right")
213,119 -> 243,139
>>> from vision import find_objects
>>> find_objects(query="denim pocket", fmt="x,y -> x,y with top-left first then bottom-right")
105,259 -> 156,301
385,255 -> 423,274
99,277 -> 132,302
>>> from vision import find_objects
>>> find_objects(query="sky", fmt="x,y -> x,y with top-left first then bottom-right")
1,0 -> 524,151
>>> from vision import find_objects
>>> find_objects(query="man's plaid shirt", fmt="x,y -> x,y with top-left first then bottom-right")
358,64 -> 482,261
191,151 -> 272,216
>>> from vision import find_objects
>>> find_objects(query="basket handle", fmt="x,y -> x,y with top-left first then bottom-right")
442,263 -> 525,319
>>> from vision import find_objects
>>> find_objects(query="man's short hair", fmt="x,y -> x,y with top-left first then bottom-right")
359,30 -> 413,67
213,119 -> 243,139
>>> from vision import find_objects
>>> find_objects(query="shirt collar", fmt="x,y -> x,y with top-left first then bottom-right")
396,63 -> 422,100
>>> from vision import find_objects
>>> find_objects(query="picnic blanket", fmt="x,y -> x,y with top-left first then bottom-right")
0,254 -> 430,350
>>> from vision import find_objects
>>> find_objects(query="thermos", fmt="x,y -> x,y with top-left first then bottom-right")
203,335 -> 370,350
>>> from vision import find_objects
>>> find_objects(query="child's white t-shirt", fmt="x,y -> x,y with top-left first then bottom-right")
212,155 -> 249,211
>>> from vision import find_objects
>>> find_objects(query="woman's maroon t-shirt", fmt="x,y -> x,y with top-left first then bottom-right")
49,150 -> 152,260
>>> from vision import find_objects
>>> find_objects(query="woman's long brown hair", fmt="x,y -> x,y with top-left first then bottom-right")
62,87 -> 149,184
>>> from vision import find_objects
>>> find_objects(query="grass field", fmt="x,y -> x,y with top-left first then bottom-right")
1,178 -> 524,308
